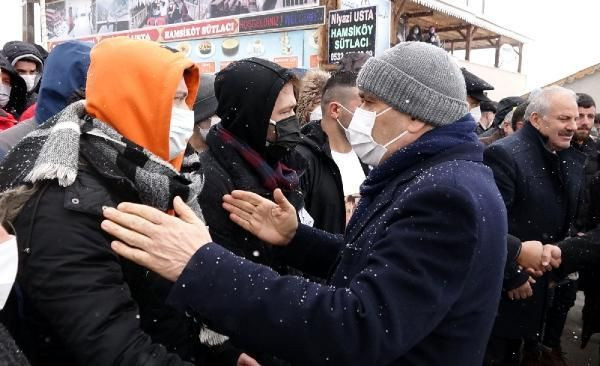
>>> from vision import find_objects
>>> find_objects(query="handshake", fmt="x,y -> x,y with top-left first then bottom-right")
518,241 -> 562,277
507,241 -> 562,300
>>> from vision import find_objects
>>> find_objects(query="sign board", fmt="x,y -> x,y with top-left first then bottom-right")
328,6 -> 376,63
48,6 -> 325,49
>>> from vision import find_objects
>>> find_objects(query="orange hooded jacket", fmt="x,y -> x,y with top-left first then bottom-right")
85,37 -> 199,170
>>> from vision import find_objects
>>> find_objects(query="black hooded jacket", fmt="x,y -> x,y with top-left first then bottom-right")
201,58 -> 304,262
198,58 -> 304,365
2,41 -> 44,107
215,57 -> 293,155
0,54 -> 27,118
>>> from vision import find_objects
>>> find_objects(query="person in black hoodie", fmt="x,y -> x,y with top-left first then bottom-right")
0,53 -> 27,129
2,41 -> 44,108
295,71 -> 367,234
196,57 -> 304,364
199,58 -> 304,271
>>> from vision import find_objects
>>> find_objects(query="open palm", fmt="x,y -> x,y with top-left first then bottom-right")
222,188 -> 298,246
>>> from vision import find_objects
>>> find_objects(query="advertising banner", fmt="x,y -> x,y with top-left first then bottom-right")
339,0 -> 390,57
328,6 -> 376,63
46,0 -> 321,41
48,5 -> 325,48
163,29 -> 305,72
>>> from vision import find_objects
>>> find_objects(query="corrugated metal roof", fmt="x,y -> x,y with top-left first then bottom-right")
411,0 -> 530,43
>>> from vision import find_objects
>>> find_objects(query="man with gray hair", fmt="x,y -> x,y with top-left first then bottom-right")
483,86 -> 585,365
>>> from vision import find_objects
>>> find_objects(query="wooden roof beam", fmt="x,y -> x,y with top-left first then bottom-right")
443,35 -> 506,44
405,11 -> 434,18
436,25 -> 469,33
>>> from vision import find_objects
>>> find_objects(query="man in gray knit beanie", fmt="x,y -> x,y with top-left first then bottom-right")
100,41 -> 510,366
357,41 -> 468,127
339,41 -> 470,167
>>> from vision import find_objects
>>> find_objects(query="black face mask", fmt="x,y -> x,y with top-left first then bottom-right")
265,115 -> 302,162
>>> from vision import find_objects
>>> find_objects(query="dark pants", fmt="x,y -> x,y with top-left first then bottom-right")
483,336 -> 542,366
542,279 -> 578,349
483,336 -> 522,366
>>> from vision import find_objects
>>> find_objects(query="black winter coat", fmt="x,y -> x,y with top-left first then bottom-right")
484,122 -> 585,340
572,137 -> 600,230
294,121 -> 368,234
8,161 -> 208,366
553,228 -> 600,348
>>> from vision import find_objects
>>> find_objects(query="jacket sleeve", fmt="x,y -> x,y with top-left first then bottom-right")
556,227 -> 600,276
484,145 -> 529,290
16,185 -> 193,366
279,224 -> 344,278
168,185 -> 481,365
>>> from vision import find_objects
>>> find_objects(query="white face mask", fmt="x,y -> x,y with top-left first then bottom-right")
470,105 -> 482,122
21,74 -> 37,92
344,106 -> 408,166
0,235 -> 18,310
0,84 -> 10,109
199,115 -> 221,141
309,106 -> 322,121
169,107 -> 195,160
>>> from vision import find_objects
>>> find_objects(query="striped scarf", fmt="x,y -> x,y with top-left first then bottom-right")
215,124 -> 299,191
0,100 -> 204,217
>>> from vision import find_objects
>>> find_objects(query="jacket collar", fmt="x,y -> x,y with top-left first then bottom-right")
360,115 -> 480,198
300,120 -> 332,157
345,116 -> 482,243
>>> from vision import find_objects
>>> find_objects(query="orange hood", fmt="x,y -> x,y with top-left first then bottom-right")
85,37 -> 199,170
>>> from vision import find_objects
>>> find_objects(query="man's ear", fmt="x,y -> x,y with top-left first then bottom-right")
529,112 -> 542,130
406,118 -> 430,134
328,102 -> 341,120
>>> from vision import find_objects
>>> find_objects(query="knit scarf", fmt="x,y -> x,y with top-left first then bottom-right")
0,100 -> 204,217
215,124 -> 299,191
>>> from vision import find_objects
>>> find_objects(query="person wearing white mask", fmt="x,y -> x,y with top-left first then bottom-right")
0,53 -> 27,131
2,41 -> 44,107
0,38 -> 231,365
294,70 -> 367,234
101,43 -> 520,366
189,74 -> 219,153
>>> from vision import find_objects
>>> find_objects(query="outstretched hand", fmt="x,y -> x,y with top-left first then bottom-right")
222,188 -> 298,246
102,197 -> 211,281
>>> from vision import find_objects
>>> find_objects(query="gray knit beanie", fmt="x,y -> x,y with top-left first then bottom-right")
357,42 -> 468,127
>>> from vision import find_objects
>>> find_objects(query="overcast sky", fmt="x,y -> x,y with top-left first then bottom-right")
1,0 -> 598,88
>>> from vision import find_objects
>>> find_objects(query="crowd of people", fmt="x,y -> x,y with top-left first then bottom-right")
0,37 -> 599,366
